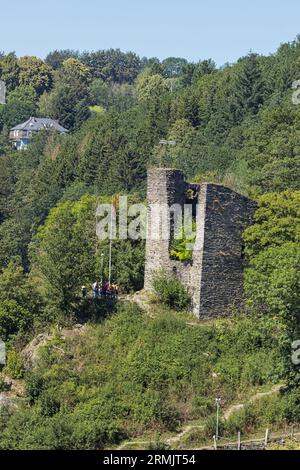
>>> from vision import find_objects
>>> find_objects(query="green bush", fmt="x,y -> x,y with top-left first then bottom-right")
224,405 -> 257,436
191,397 -> 214,418
0,378 -> 10,392
147,440 -> 170,450
169,220 -> 196,262
4,350 -> 24,379
25,373 -> 45,404
204,414 -> 225,438
40,393 -> 61,417
152,271 -> 191,310
0,300 -> 33,342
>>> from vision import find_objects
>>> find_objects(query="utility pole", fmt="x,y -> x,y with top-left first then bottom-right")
101,252 -> 104,280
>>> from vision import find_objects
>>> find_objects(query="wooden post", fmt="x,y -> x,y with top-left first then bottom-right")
237,431 -> 241,450
264,428 -> 269,447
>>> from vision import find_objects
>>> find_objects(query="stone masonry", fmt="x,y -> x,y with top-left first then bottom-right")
144,168 -> 257,318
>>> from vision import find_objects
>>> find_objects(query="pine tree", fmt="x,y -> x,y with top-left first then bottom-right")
232,53 -> 265,122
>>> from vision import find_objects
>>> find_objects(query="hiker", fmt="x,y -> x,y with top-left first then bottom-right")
111,282 -> 119,298
104,280 -> 110,297
92,281 -> 98,299
97,280 -> 103,298
114,282 -> 119,298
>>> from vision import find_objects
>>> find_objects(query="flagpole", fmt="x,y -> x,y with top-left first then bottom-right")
108,195 -> 114,287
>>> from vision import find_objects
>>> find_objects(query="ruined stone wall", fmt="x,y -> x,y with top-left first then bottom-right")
144,168 -> 187,290
144,168 -> 256,318
198,184 -> 257,317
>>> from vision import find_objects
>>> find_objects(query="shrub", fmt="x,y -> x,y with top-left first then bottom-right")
4,350 -> 24,379
0,378 -> 10,392
224,405 -> 256,436
204,414 -> 225,438
191,397 -> 214,418
25,373 -> 45,404
40,393 -> 61,417
147,440 -> 170,450
0,300 -> 33,342
152,271 -> 191,310
169,220 -> 196,262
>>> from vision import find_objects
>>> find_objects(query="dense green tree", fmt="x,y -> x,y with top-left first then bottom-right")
1,85 -> 37,128
243,191 -> 300,393
89,81 -> 136,112
231,53 -> 265,121
192,59 -> 217,82
0,53 -> 20,91
7,85 -> 37,104
238,103 -> 300,193
0,261 -> 43,341
39,58 -> 91,129
80,49 -> 141,84
31,193 -> 145,313
0,261 -> 41,311
31,195 -> 97,313
89,79 -> 110,107
57,58 -> 91,88
1,101 -> 36,129
136,73 -> 170,103
0,300 -> 33,342
244,191 -> 300,318
161,57 -> 188,78
0,218 -> 28,269
243,191 -> 300,258
18,56 -> 53,96
245,243 -> 300,318
0,153 -> 15,222
39,83 -> 89,130
179,62 -> 196,87
45,49 -> 79,69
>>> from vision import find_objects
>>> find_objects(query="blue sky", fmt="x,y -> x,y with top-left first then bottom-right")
1,0 -> 300,65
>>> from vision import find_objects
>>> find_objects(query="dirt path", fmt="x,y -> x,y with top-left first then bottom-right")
117,440 -> 150,450
224,384 -> 284,420
117,425 -> 205,450
116,384 -> 285,450
166,425 -> 204,445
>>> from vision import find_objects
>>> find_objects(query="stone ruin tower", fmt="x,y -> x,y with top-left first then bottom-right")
144,168 -> 257,318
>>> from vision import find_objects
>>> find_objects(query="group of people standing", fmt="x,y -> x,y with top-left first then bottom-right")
81,280 -> 119,300
92,279 -> 119,299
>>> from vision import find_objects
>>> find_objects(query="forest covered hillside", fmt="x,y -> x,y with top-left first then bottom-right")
0,38 -> 299,449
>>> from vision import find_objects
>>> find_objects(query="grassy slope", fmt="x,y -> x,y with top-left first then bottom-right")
0,301 -> 293,449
